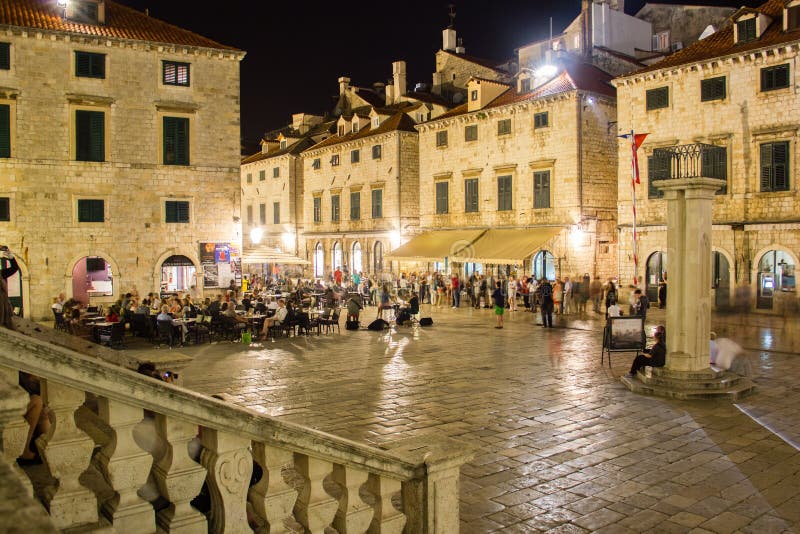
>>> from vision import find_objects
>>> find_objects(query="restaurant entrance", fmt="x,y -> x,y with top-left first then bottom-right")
1,255 -> 22,315
160,255 -> 196,293
72,256 -> 113,305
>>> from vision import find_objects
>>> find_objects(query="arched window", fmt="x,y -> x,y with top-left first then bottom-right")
352,242 -> 363,274
332,242 -> 343,273
373,241 -> 383,273
160,255 -> 196,293
757,250 -> 796,309
314,243 -> 324,278
532,250 -> 555,281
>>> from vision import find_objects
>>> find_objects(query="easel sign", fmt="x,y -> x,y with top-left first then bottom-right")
601,316 -> 646,367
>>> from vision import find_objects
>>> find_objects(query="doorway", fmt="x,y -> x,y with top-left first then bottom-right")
712,251 -> 730,309
646,251 -> 666,303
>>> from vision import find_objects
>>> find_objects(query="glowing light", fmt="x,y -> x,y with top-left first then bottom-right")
389,230 -> 401,248
586,96 -> 594,105
569,224 -> 585,247
536,64 -> 558,78
281,232 -> 294,249
250,227 -> 263,245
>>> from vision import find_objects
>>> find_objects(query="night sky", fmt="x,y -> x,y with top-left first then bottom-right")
114,0 -> 757,145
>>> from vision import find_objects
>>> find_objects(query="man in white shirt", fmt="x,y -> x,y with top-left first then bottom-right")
261,299 -> 288,338
607,301 -> 622,317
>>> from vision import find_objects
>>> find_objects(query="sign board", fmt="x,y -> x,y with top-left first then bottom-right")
608,316 -> 646,351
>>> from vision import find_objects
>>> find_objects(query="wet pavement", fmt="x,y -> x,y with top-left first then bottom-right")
134,304 -> 800,533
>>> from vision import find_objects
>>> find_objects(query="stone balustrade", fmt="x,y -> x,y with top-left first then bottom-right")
0,326 -> 475,533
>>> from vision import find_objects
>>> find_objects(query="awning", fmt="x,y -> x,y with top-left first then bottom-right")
242,247 -> 310,265
385,229 -> 487,262
463,227 -> 563,264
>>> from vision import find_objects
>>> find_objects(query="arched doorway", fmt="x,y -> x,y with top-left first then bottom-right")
314,243 -> 324,278
352,242 -> 363,275
532,250 -> 555,281
72,256 -> 113,305
646,251 -> 667,303
712,251 -> 731,309
373,241 -> 383,273
331,242 -> 343,275
1,255 -> 23,316
160,255 -> 196,294
756,250 -> 796,309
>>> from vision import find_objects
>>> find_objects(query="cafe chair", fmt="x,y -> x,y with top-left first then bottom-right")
190,314 -> 212,344
108,322 -> 126,349
53,310 -> 69,333
156,319 -> 177,349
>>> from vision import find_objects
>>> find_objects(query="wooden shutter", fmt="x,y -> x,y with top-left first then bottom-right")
76,110 -> 104,162
0,43 -> 9,70
164,117 -> 189,165
760,143 -> 773,191
75,52 -> 90,76
534,171 -> 550,209
0,104 -> 10,158
78,199 -> 103,222
773,142 -> 788,191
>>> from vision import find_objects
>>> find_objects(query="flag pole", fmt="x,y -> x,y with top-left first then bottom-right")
630,129 -> 639,287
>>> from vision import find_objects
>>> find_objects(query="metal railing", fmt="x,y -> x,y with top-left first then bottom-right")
651,143 -> 727,181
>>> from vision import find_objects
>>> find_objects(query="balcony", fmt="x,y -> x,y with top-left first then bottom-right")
650,143 -> 727,194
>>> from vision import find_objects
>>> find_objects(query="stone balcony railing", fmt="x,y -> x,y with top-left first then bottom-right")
0,325 -> 475,533
650,143 -> 728,193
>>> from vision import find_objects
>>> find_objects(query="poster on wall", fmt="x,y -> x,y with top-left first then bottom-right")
203,263 -> 219,287
230,246 -> 242,286
200,242 -> 242,289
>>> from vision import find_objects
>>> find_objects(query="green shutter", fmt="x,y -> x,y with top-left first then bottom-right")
760,144 -> 773,191
773,142 -> 788,191
163,117 -> 189,165
0,43 -> 9,70
76,110 -> 104,162
0,104 -> 10,158
534,171 -> 550,209
78,199 -> 103,222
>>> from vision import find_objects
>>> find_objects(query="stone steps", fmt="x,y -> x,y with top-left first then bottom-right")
621,368 -> 757,401
639,370 -> 745,390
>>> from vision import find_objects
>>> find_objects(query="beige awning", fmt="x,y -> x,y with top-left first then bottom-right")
462,227 -> 564,264
242,247 -> 310,265
385,229 -> 488,262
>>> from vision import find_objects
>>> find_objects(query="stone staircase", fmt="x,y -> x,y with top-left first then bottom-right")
621,366 -> 756,401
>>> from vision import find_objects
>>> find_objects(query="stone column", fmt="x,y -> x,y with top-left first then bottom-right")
656,177 -> 725,372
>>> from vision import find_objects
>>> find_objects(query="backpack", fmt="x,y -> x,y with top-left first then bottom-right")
368,318 -> 389,331
345,320 -> 360,330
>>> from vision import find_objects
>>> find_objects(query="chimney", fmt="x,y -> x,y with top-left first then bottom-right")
443,28 -> 457,51
338,76 -> 351,96
385,83 -> 395,106
610,0 -> 625,13
392,61 -> 407,103
582,0 -> 592,55
455,37 -> 466,54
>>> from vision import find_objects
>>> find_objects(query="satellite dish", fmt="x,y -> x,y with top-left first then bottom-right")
453,92 -> 464,104
699,25 -> 716,40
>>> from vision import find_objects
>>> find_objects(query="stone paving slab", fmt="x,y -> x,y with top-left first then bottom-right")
128,305 -> 800,532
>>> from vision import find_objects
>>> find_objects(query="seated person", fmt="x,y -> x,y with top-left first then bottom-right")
267,298 -> 279,312
254,297 -> 267,314
156,305 -> 173,322
607,299 -> 622,317
168,297 -> 183,316
260,299 -> 288,338
16,372 -> 52,465
346,294 -> 364,322
396,291 -> 420,326
222,302 -> 248,325
135,298 -> 150,315
626,326 -> 666,378
105,305 -> 121,323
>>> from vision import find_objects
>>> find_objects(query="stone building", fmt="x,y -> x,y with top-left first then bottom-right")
0,0 -> 244,319
300,108 -> 419,279
614,0 -> 800,313
397,61 -> 618,281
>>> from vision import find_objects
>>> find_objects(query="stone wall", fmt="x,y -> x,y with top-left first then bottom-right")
0,32 -> 243,319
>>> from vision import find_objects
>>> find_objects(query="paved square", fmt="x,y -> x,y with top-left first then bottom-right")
146,305 -> 800,532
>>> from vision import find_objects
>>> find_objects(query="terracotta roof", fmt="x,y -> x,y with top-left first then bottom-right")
434,103 -> 468,120
0,0 -> 240,51
304,112 -> 417,152
627,0 -> 796,77
241,137 -> 316,164
403,91 -> 451,107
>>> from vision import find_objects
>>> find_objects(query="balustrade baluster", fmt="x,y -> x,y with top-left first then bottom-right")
0,366 -> 33,496
293,454 -> 338,534
201,427 -> 252,532
332,464 -> 373,534
366,474 -> 405,534
248,442 -> 297,533
40,381 -> 98,529
95,398 -> 154,531
153,414 -> 208,533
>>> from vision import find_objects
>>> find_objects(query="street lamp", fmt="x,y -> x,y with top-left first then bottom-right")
250,227 -> 263,245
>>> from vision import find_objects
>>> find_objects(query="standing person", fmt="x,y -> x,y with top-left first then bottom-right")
0,246 -> 20,330
377,283 -> 392,320
604,280 -> 618,317
419,274 -> 429,306
658,280 -> 667,309
507,275 -> 518,311
451,273 -> 461,308
538,278 -> 554,328
334,266 -> 343,286
562,277 -> 572,315
579,274 -> 591,314
492,281 -> 505,329
553,279 -> 563,315
590,276 -> 603,313
634,289 -> 649,319
521,277 -> 530,311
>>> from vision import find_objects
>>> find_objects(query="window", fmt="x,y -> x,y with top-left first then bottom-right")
165,200 -> 190,223
273,202 -> 280,224
470,90 -> 478,101
338,125 -> 345,136
163,116 -> 189,165
647,155 -> 668,198
520,78 -> 531,92
701,77 -> 726,101
351,149 -> 360,163
312,158 -> 321,169
0,43 -> 9,70
435,182 -> 449,214
788,5 -> 800,31
436,130 -> 448,147
259,203 -> 266,224
272,167 -> 279,178
0,104 -> 10,158
350,191 -> 360,220
331,154 -> 340,166
702,147 -> 728,195
352,123 -> 359,133
331,194 -> 340,221
246,173 -> 252,184
652,30 -> 670,51
534,112 -> 549,129
246,205 -> 253,225
465,124 -> 478,141
313,197 -> 321,223
761,64 -> 790,92
0,197 -> 9,221
75,110 -> 105,162
77,199 -> 104,222
373,241 -> 383,273
646,87 -> 669,110
736,17 -> 757,43
259,170 -> 266,181
760,141 -> 789,192
372,145 -> 381,159
497,119 -> 511,136
533,171 -> 551,209
497,175 -> 512,211
162,61 -> 190,86
75,51 -> 105,79
464,178 -> 479,213
280,139 -> 287,149
371,189 -> 383,218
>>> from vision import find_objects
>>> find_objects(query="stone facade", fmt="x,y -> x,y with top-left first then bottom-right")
614,1 -> 800,313
416,66 -> 619,280
0,2 -> 244,319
